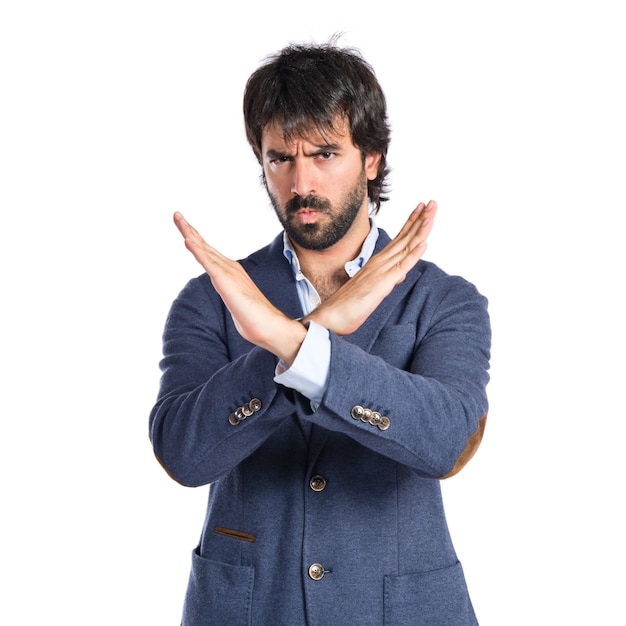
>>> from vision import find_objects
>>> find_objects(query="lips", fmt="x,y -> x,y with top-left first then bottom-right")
296,209 -> 321,224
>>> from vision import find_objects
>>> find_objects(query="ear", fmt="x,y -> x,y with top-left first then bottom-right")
364,151 -> 382,181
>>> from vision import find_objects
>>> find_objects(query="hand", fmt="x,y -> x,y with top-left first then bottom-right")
305,200 -> 437,336
173,212 -> 307,364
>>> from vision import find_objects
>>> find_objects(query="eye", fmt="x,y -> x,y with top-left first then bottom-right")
317,152 -> 335,161
269,155 -> 293,165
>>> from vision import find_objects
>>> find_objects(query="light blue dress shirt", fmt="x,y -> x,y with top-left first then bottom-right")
274,221 -> 380,407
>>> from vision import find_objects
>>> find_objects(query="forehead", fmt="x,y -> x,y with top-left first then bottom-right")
261,116 -> 352,150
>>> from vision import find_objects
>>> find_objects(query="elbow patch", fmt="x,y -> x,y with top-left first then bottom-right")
439,413 -> 487,479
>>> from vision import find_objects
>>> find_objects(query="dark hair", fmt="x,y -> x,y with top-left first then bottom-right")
243,40 -> 391,213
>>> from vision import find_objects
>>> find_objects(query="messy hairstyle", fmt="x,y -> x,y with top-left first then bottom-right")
243,40 -> 391,213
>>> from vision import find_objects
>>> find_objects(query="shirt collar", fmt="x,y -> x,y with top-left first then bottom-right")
282,219 -> 380,281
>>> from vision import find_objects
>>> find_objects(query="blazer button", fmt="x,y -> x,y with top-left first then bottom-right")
249,398 -> 262,412
351,405 -> 364,420
308,563 -> 325,580
378,415 -> 390,430
369,411 -> 382,426
309,475 -> 327,492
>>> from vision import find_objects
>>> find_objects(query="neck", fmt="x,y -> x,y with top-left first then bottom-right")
291,207 -> 371,300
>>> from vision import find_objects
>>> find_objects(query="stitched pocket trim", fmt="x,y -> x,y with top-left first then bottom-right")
214,526 -> 256,543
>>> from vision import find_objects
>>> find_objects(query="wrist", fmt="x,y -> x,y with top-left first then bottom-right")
264,317 -> 308,365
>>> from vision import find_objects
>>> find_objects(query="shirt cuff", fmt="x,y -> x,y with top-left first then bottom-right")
274,320 -> 330,408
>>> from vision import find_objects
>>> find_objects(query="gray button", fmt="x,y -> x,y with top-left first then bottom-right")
308,563 -> 325,580
378,415 -> 390,431
351,405 -> 364,420
249,398 -> 262,412
361,408 -> 372,423
369,411 -> 382,426
241,403 -> 254,417
228,412 -> 239,426
309,475 -> 327,492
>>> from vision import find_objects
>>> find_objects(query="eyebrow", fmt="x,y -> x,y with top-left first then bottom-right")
264,143 -> 343,160
309,143 -> 342,154
265,149 -> 290,160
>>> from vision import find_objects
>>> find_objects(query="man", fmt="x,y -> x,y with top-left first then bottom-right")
150,41 -> 491,625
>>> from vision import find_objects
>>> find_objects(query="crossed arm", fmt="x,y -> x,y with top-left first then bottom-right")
152,200 -> 492,485
172,201 -> 437,361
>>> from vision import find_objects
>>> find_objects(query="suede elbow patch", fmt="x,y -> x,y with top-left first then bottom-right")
439,413 -> 487,479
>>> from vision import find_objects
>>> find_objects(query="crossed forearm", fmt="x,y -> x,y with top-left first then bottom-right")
305,201 -> 436,335
173,200 -> 436,364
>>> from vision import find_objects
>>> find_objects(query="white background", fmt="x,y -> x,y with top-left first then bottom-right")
1,1 -> 624,624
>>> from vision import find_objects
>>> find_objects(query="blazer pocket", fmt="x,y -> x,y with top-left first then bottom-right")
383,561 -> 477,625
182,546 -> 255,626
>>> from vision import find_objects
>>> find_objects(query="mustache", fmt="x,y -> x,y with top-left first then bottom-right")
285,195 -> 331,213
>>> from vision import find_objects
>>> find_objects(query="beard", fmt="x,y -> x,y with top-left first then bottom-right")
266,167 -> 368,251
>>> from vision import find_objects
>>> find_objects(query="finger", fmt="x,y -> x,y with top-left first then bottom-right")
173,211 -> 190,236
172,212 -> 223,273
400,200 -> 437,248
377,201 -> 436,264
173,213 -> 200,247
394,202 -> 426,239
378,202 -> 437,274
406,200 -> 437,237
174,212 -> 216,258
173,212 -> 203,242
413,201 -> 437,241
419,200 -> 438,227
392,200 -> 437,245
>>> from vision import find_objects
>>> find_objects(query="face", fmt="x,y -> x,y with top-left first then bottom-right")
261,119 -> 381,251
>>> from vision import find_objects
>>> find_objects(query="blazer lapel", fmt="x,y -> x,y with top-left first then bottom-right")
242,233 -> 304,320
343,229 -> 423,352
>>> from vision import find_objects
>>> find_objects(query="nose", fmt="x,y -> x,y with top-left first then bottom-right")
291,158 -> 316,197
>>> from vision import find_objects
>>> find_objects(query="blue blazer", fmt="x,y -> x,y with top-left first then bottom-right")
150,229 -> 491,625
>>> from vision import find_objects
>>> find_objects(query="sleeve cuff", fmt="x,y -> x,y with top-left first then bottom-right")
274,320 -> 330,407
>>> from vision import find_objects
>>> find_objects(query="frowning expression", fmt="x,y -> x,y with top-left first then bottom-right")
261,119 -> 381,251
